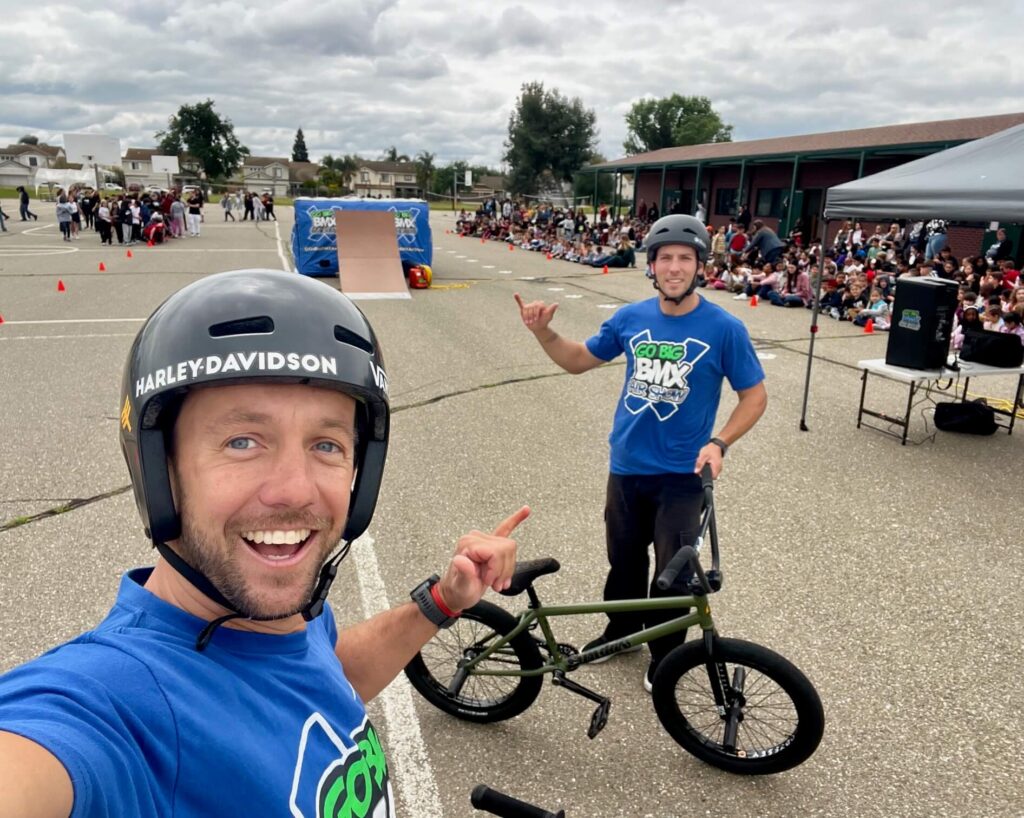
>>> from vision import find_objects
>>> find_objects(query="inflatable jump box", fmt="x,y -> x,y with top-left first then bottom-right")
291,197 -> 433,277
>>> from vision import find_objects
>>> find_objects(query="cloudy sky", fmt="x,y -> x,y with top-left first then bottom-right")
2,0 -> 1022,170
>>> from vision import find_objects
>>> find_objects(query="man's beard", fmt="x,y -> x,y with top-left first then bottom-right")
174,492 -> 339,620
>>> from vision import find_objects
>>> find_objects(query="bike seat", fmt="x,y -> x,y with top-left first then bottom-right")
499,558 -> 561,596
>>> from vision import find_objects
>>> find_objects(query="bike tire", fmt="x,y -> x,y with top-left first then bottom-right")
404,600 -> 544,723
651,637 -> 824,774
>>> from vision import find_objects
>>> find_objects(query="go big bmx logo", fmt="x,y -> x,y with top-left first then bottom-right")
289,714 -> 394,818
307,207 -> 416,238
624,329 -> 710,420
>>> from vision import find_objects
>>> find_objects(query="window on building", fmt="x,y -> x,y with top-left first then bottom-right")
714,188 -> 737,216
28,156 -> 38,167
131,161 -> 140,171
755,188 -> 784,218
360,172 -> 369,182
404,175 -> 412,181
381,174 -> 390,183
273,167 -> 281,177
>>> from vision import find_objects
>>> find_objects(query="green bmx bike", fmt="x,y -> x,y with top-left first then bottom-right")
405,468 -> 825,775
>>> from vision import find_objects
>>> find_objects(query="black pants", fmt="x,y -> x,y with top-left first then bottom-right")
603,472 -> 703,664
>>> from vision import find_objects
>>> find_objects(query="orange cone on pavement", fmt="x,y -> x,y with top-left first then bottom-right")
546,252 -> 552,260
147,239 -> 154,247
602,264 -> 609,274
749,294 -> 758,306
0,314 -> 5,324
508,244 -> 514,251
57,280 -> 66,292
864,318 -> 874,334
98,262 -> 106,271
126,249 -> 133,259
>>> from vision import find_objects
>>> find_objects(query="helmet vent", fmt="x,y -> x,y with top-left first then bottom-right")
334,325 -> 374,355
209,316 -> 275,337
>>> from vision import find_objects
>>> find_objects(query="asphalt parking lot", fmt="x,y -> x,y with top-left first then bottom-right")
1,203 -> 1021,817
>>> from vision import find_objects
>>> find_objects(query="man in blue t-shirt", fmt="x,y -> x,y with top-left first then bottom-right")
0,270 -> 527,818
515,214 -> 767,691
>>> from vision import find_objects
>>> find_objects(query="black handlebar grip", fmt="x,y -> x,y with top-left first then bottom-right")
656,545 -> 696,591
471,785 -> 563,818
700,462 -> 714,491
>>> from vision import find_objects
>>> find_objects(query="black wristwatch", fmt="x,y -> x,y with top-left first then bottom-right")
410,575 -> 460,628
709,437 -> 729,457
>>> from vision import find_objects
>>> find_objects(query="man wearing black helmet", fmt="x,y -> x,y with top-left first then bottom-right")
0,269 -> 527,818
515,214 -> 767,692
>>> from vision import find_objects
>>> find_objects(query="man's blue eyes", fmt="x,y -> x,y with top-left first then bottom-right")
227,437 -> 256,450
226,438 -> 343,453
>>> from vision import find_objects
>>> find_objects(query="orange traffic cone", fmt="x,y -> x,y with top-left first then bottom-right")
126,249 -> 133,259
0,314 -> 5,324
98,262 -> 106,271
749,294 -> 758,306
480,238 -> 485,244
602,264 -> 609,274
508,244 -> 514,251
863,318 -> 874,334
147,239 -> 154,247
546,252 -> 552,260
57,280 -> 66,292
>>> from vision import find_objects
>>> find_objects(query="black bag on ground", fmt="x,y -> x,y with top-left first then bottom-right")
960,329 -> 1024,368
934,400 -> 998,435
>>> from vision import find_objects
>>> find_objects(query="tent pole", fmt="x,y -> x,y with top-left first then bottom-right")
799,216 -> 830,431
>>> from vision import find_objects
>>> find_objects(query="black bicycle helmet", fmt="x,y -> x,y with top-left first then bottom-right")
119,269 -> 390,636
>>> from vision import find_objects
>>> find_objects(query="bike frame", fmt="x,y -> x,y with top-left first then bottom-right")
459,593 -> 715,678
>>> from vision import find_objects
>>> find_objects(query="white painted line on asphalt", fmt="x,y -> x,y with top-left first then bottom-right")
498,270 -> 512,275
22,222 -> 54,236
482,265 -> 495,269
546,287 -> 564,291
455,255 -> 466,259
350,535 -> 442,816
466,259 -> 477,263
274,220 -> 293,272
757,352 -> 777,359
0,247 -> 78,257
519,276 -> 536,280
1,318 -> 146,325
0,333 -> 136,342
564,294 -> 583,299
597,304 -> 619,309
446,250 -> 456,253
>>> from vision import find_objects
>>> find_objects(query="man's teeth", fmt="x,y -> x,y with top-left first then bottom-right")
242,529 -> 311,545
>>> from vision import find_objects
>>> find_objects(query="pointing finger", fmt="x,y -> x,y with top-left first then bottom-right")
514,292 -> 525,311
492,505 -> 531,538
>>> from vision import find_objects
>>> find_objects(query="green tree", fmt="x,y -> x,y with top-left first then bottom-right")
382,145 -> 410,162
623,94 -> 732,155
292,128 -> 309,162
415,150 -> 435,195
503,81 -> 597,196
18,134 -> 39,145
573,153 -> 614,208
335,154 -> 361,190
155,99 -> 249,180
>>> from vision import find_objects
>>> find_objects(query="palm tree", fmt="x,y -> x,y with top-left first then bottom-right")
336,155 -> 361,191
383,145 -> 410,163
415,150 -> 435,195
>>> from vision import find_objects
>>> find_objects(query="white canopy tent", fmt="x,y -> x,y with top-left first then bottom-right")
800,122 -> 1024,429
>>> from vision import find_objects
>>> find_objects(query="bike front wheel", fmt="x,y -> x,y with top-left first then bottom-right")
652,637 -> 824,775
404,600 -> 544,723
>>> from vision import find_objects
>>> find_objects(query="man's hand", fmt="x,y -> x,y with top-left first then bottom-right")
514,293 -> 558,335
694,443 -> 724,479
436,506 -> 530,612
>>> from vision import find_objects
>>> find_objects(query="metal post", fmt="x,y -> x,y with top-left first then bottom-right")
784,156 -> 800,236
736,159 -> 747,218
592,170 -> 598,215
857,151 -> 867,179
799,216 -> 830,431
658,165 -> 666,215
693,163 -> 703,217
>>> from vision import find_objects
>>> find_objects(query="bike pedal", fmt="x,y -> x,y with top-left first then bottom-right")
587,699 -> 611,740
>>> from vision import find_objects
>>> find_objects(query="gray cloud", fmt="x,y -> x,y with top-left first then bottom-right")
0,0 -> 1021,169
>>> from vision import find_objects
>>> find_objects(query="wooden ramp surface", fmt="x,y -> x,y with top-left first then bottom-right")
334,210 -> 410,300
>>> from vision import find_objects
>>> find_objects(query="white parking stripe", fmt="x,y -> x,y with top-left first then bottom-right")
350,535 -> 442,816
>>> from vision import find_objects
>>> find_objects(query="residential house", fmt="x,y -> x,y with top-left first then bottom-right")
0,143 -> 66,189
236,156 -> 292,197
351,161 -> 421,198
123,148 -> 202,190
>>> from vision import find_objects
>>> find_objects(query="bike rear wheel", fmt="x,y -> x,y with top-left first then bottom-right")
652,637 -> 824,774
404,600 -> 544,723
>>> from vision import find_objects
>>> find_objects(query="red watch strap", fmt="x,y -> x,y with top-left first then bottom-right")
429,582 -> 461,618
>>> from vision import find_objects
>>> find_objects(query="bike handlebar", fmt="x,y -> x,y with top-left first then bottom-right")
471,785 -> 565,818
655,464 -> 721,593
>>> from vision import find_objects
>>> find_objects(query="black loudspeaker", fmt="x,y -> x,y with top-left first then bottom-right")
885,278 -> 959,370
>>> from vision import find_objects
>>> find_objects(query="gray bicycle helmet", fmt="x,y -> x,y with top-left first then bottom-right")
119,269 -> 390,636
643,214 -> 711,300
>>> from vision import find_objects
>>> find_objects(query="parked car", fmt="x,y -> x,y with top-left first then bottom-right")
101,182 -> 123,191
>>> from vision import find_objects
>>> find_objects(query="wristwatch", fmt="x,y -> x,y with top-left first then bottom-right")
709,437 -> 729,457
410,575 -> 461,628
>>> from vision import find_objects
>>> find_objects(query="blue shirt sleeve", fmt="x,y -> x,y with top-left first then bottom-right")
722,318 -> 765,392
585,312 -> 624,361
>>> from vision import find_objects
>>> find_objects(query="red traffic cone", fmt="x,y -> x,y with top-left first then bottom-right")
98,262 -> 106,271
0,314 -> 5,324
126,249 -> 133,259
863,318 -> 874,334
147,239 -> 154,247
508,244 -> 514,251
749,294 -> 758,307
57,280 -> 66,292
480,238 -> 485,244
602,264 -> 609,274
546,252 -> 552,260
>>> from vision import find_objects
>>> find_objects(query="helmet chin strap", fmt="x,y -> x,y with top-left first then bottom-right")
652,274 -> 699,305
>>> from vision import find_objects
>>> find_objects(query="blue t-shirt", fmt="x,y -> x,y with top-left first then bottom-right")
585,296 -> 764,475
0,569 -> 395,818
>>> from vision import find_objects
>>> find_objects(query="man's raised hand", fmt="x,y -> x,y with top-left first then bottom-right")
514,293 -> 558,334
436,506 -> 530,613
